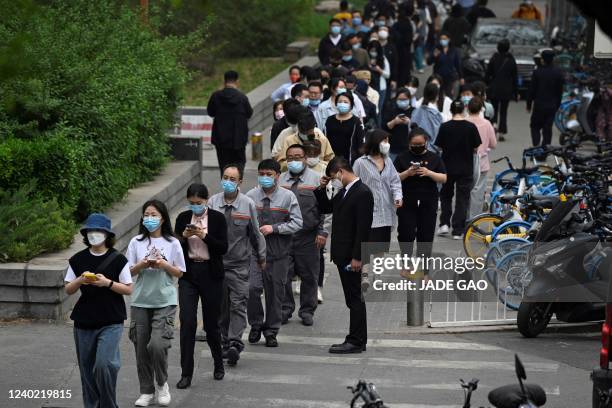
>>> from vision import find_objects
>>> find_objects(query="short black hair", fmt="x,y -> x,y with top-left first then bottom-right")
224,70 -> 239,83
345,74 -> 357,84
340,0 -> 348,10
335,90 -> 355,109
286,144 -> 306,156
396,87 -> 411,99
286,104 -> 309,125
186,183 -> 209,199
408,125 -> 430,142
329,77 -> 345,92
282,98 -> 301,115
291,83 -> 309,98
297,111 -> 317,134
301,66 -> 320,82
222,164 -> 244,180
329,17 -> 342,25
340,41 -> 352,52
289,65 -> 301,74
362,129 -> 390,155
258,159 -> 281,174
308,81 -> 323,92
450,99 -> 465,115
468,96 -> 484,114
460,83 -> 473,94
423,83 -> 439,105
471,81 -> 487,97
326,156 -> 353,177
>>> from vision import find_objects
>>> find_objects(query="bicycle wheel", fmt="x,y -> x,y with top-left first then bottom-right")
491,220 -> 531,242
489,188 -> 518,214
495,250 -> 531,311
463,214 -> 504,259
483,238 -> 530,292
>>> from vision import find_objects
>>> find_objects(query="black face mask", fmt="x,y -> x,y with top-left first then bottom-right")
409,144 -> 426,155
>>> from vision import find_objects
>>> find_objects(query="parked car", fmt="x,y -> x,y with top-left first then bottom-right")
465,18 -> 548,92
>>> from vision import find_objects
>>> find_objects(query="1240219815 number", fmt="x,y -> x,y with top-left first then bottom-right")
9,389 -> 72,399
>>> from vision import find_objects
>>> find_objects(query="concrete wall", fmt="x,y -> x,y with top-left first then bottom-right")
0,161 -> 201,320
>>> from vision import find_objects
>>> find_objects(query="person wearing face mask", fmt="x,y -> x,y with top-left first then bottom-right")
270,65 -> 301,101
126,200 -> 186,406
416,74 -> 453,121
291,83 -> 311,108
434,100 -> 482,240
207,166 -> 266,369
272,104 -> 309,159
383,88 -> 413,161
315,157 -> 374,353
512,0 -> 543,25
340,41 -> 361,70
279,145 -> 328,326
427,32 -> 464,99
486,39 -> 518,142
413,0 -> 431,74
411,83 -> 444,148
354,70 -> 380,114
377,26 -> 398,91
352,129 -> 403,291
246,159 -> 303,348
307,81 -> 324,114
346,33 -> 369,68
392,2 -> 415,88
315,77 -> 365,132
172,185 -> 228,390
440,5 -> 471,52
65,213 -> 133,408
270,99 -> 295,152
276,111 -> 335,170
459,84 -> 474,116
318,18 -> 344,65
349,10 -> 367,35
367,40 -> 391,118
354,79 -> 378,131
325,91 -> 365,164
394,127 -> 447,276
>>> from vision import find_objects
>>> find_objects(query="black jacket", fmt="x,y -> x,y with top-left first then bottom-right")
441,16 -> 471,48
318,35 -> 342,66
392,20 -> 414,86
486,52 -> 518,101
207,87 -> 253,149
527,65 -> 565,111
315,179 -> 373,265
175,210 -> 228,280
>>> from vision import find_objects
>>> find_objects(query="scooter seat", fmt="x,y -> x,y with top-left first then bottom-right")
530,196 -> 560,209
498,179 -> 518,189
488,384 -> 546,408
498,194 -> 522,204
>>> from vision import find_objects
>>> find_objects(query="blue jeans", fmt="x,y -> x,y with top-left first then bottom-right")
414,45 -> 425,70
74,324 -> 123,408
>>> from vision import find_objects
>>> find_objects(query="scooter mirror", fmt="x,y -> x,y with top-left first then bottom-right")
515,354 -> 527,380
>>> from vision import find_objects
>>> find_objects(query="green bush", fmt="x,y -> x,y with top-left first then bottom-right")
0,184 -> 77,262
0,0 -> 194,220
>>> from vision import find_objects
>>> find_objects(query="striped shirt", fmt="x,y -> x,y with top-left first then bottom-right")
352,155 -> 403,228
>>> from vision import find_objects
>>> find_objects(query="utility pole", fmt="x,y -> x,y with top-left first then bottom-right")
140,0 -> 149,23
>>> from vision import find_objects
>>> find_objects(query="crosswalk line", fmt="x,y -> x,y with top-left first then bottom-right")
217,395 -> 456,408
217,372 -> 561,396
212,351 -> 559,372
276,335 -> 504,351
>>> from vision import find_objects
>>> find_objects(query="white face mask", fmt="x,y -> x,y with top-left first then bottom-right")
379,142 -> 391,155
407,86 -> 417,96
307,157 -> 320,167
87,231 -> 106,246
378,30 -> 389,40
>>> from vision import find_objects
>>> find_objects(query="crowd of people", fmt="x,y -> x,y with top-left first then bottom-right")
64,1 -> 567,407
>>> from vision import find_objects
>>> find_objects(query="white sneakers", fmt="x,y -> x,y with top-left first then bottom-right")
134,393 -> 155,407
317,287 -> 324,304
135,383 -> 171,407
453,235 -> 462,240
156,382 -> 171,406
437,225 -> 450,236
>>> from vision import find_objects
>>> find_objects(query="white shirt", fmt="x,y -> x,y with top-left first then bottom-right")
330,34 -> 341,46
343,177 -> 360,198
64,249 -> 132,284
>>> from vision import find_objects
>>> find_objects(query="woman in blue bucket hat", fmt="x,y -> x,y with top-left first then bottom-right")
64,213 -> 133,408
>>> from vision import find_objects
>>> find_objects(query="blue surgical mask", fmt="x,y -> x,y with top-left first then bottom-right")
190,203 -> 207,215
440,39 -> 449,47
301,98 -> 310,107
309,98 -> 321,108
359,25 -> 371,33
221,179 -> 238,194
142,216 -> 161,232
331,26 -> 341,35
287,160 -> 305,174
375,20 -> 386,27
352,17 -> 362,26
461,96 -> 472,106
352,43 -> 361,50
337,102 -> 351,114
396,99 -> 411,110
258,175 -> 275,189
336,87 -> 347,95
342,55 -> 353,62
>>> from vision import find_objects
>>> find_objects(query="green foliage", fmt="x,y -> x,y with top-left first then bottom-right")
0,183 -> 77,262
0,0 -> 195,221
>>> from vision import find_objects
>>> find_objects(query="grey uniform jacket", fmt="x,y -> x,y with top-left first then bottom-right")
279,167 -> 327,239
246,185 -> 303,261
208,191 -> 267,267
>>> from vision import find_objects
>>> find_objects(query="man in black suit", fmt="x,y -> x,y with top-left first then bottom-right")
315,157 -> 374,354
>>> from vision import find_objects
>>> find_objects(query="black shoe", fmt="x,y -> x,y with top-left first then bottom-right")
176,376 -> 192,389
248,329 -> 261,344
226,346 -> 240,366
213,362 -> 225,380
222,347 -> 229,359
301,314 -> 313,326
329,342 -> 363,354
265,335 -> 278,347
499,134 -> 506,142
362,344 -> 367,352
281,315 -> 290,325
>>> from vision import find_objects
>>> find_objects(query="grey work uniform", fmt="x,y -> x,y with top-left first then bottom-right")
279,167 -> 327,321
208,191 -> 266,351
246,185 -> 302,337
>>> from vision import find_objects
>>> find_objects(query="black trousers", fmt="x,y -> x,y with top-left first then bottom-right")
491,99 -> 510,134
318,247 -> 325,287
178,262 -> 223,377
336,264 -> 367,347
397,195 -> 438,264
530,105 -> 556,147
215,147 -> 246,176
440,174 -> 473,236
